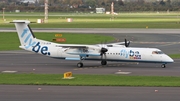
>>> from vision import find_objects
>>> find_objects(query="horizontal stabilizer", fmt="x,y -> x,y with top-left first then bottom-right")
10,20 -> 36,24
11,20 -> 31,24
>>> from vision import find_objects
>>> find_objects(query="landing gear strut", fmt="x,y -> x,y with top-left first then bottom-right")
161,64 -> 166,68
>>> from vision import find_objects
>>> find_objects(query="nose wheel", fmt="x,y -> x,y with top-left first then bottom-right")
161,64 -> 166,68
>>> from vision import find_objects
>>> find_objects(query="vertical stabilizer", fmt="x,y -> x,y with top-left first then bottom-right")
13,20 -> 37,49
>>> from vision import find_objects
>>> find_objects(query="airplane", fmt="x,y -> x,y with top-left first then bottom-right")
13,20 -> 174,68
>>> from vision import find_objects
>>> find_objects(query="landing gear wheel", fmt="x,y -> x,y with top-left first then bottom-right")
77,62 -> 83,68
161,64 -> 166,68
101,60 -> 107,65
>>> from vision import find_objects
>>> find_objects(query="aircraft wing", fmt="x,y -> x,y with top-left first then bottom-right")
61,46 -> 88,48
106,42 -> 125,45
66,52 -> 101,56
58,45 -> 103,58
58,44 -> 101,50
104,39 -> 131,47
95,42 -> 126,47
59,45 -> 101,55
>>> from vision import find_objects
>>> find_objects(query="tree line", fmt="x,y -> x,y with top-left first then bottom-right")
1,0 -> 180,12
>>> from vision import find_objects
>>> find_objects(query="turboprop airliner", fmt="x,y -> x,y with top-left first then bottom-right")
13,20 -> 174,68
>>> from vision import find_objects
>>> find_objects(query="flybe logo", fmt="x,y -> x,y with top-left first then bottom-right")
32,42 -> 50,55
120,49 -> 141,59
21,28 -> 36,49
129,50 -> 141,59
21,28 -> 50,56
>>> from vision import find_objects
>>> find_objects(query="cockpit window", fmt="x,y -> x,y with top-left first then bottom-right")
152,51 -> 164,54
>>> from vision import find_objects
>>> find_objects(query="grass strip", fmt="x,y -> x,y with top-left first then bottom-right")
2,19 -> 180,29
1,12 -> 180,28
169,54 -> 180,59
0,73 -> 180,87
0,32 -> 114,51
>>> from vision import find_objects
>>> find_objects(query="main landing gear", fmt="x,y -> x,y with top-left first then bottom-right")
161,64 -> 166,68
77,60 -> 107,68
77,62 -> 83,68
77,46 -> 108,68
101,60 -> 107,65
77,56 -> 84,68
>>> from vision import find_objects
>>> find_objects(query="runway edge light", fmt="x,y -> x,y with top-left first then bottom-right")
63,72 -> 75,79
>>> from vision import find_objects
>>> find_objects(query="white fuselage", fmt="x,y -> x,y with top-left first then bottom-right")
21,39 -> 174,64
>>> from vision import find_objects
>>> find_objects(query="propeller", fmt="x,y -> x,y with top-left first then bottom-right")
99,41 -> 108,63
100,47 -> 108,61
125,39 -> 130,47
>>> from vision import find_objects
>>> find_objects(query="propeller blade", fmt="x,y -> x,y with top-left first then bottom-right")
125,39 -> 130,47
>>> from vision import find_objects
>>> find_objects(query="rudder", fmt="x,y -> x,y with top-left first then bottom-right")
13,20 -> 37,50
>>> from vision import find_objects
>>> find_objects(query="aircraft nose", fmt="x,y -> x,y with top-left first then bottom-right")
169,57 -> 174,63
162,55 -> 174,63
167,56 -> 174,63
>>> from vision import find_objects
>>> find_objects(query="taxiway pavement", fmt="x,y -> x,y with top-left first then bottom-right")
0,29 -> 180,101
0,85 -> 180,101
0,51 -> 180,76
